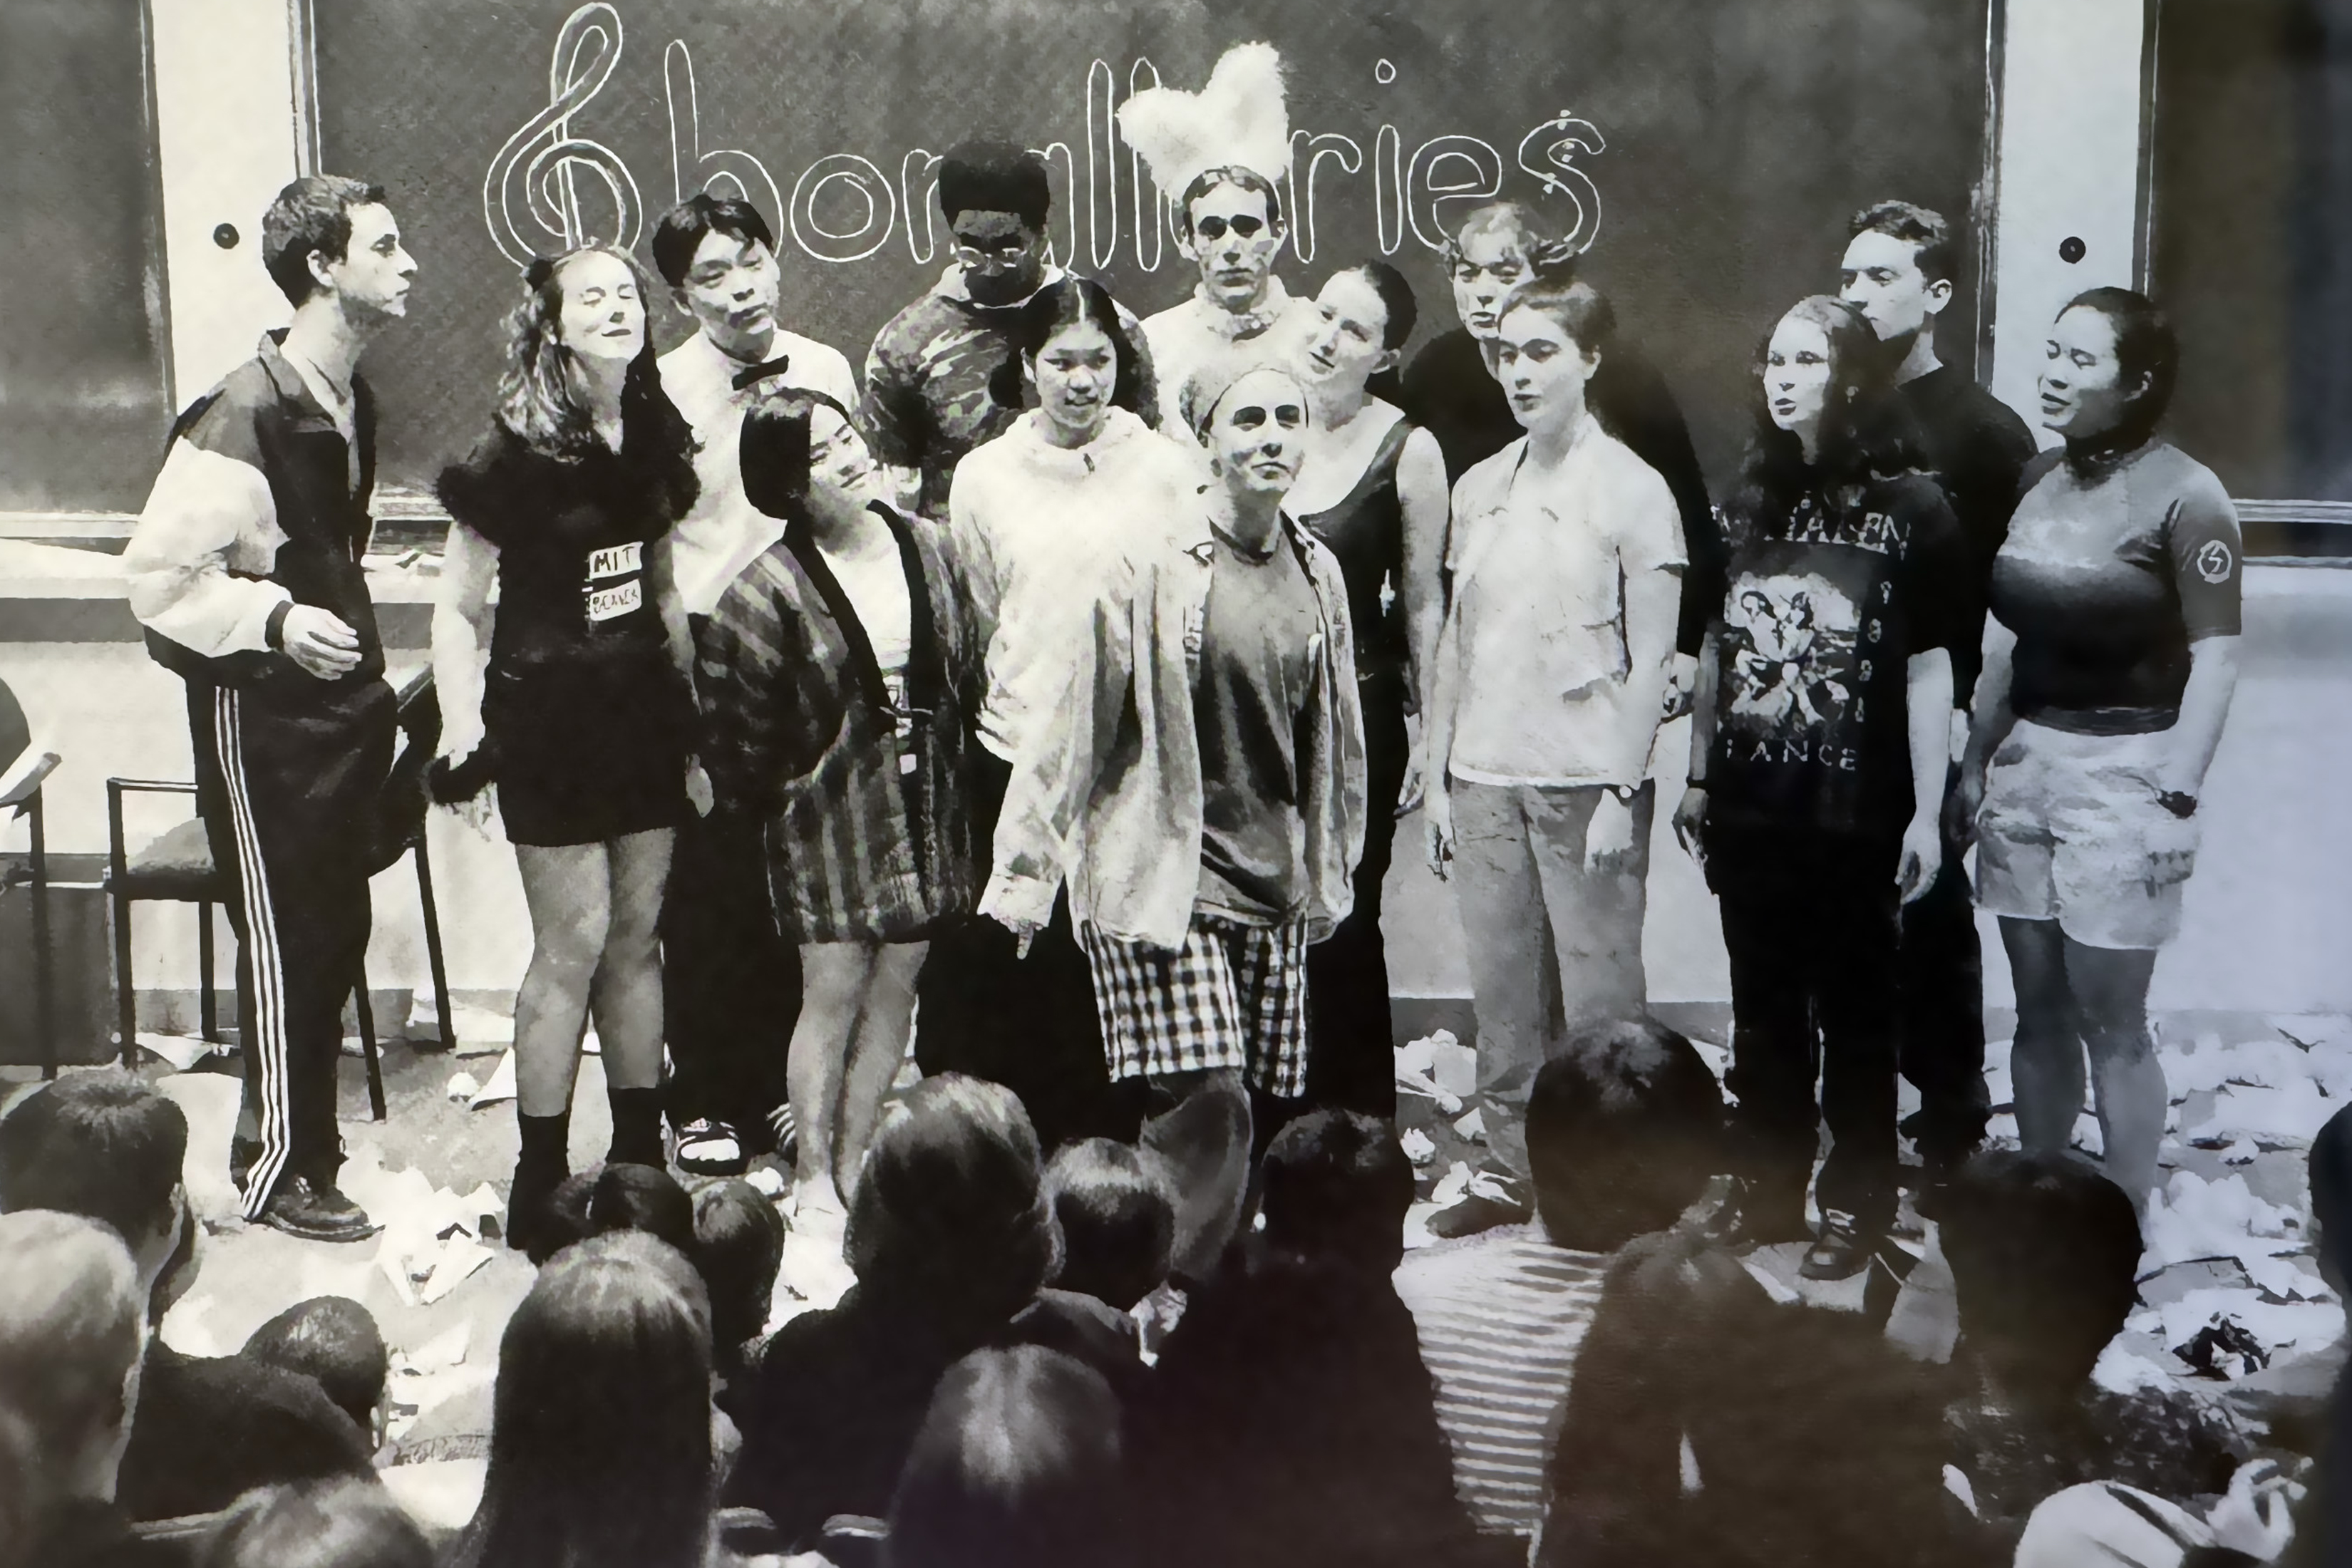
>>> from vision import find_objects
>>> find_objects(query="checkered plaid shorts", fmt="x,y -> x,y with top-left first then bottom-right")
1078,912 -> 1311,1098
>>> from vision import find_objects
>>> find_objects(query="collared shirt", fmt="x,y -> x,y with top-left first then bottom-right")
1139,277 -> 1306,435
660,326 -> 860,616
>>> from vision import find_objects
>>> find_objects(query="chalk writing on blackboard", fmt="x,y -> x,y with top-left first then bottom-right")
483,4 -> 1605,269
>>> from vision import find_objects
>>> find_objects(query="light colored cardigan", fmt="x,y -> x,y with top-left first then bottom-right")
981,510 -> 1368,953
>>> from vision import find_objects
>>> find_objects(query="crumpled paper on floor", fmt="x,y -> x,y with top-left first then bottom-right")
1399,1128 -> 1437,1165
2142,1170 -> 2311,1284
138,1031 -> 234,1071
448,1050 -> 517,1110
338,1152 -> 505,1309
1395,1031 -> 1475,1115
408,998 -> 514,1055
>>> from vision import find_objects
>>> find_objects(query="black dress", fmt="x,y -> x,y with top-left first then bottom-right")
437,428 -> 693,846
1294,416 -> 1417,1118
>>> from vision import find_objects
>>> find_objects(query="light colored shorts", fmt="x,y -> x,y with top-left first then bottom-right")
1973,718 -> 2201,951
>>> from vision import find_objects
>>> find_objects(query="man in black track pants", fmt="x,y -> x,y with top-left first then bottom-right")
123,174 -> 418,1242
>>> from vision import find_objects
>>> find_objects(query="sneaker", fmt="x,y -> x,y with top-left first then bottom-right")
1800,1209 -> 1880,1281
258,1177 -> 380,1244
674,1118 -> 748,1177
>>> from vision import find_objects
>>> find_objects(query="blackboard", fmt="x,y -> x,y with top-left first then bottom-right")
314,0 -> 1990,495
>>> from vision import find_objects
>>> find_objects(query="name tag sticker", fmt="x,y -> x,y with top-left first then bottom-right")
587,542 -> 644,580
587,579 -> 643,621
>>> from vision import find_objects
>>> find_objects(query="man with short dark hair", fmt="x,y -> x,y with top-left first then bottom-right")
1394,1019 -> 1723,1544
648,190 -> 855,1175
1137,166 -> 1308,435
0,1073 -> 377,1520
123,173 -> 418,1242
1837,200 -> 2036,1184
860,140 -> 1158,520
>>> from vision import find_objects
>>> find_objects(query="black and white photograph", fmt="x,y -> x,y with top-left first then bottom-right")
1,1 -> 2348,1564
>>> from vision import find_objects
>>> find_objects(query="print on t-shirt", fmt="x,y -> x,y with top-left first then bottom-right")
1723,573 -> 1857,742
585,539 -> 645,624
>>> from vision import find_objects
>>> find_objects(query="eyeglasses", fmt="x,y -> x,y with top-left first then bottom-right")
1194,215 -> 1266,242
953,237 -> 1033,269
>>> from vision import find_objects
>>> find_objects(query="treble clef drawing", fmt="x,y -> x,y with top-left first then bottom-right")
483,2 -> 643,266
1517,111 -> 1605,255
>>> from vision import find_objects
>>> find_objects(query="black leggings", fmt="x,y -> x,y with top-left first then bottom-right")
1304,673 -> 1409,1118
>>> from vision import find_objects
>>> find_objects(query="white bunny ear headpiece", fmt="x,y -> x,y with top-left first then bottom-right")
1118,41 -> 1290,202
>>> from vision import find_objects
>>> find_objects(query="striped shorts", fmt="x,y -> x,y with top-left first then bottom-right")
1079,912 -> 1311,1098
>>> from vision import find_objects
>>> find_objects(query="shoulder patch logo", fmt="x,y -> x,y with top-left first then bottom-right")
2194,539 -> 2235,584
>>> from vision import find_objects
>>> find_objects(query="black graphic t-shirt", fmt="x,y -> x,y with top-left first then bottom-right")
1705,473 -> 1970,840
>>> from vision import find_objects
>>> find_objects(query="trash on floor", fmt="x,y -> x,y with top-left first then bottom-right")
465,1050 -> 517,1111
139,1032 -> 233,1072
1398,1128 -> 1437,1165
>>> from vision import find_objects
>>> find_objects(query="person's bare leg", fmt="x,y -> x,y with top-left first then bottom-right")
2063,935 -> 2167,1210
512,843 -> 612,1118
834,941 -> 928,1200
788,944 -> 875,1198
588,828 -> 676,1093
2000,917 -> 2085,1157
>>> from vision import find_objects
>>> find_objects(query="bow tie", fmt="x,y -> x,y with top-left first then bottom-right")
731,354 -> 793,391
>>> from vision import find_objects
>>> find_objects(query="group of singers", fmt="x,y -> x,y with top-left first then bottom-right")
122,96 -> 2242,1285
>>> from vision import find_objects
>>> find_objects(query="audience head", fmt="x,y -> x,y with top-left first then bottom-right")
1527,1018 -> 1725,1253
651,193 -> 782,360
0,1211 -> 145,1508
1259,1110 -> 1415,1275
2310,1105 -> 2352,1294
2043,286 -> 2179,450
262,175 -> 411,319
455,1232 -> 713,1568
1178,165 -> 1286,314
938,140 -> 1052,307
587,1162 -> 696,1256
0,1072 -> 190,1314
1296,262 -> 1415,405
1444,200 -> 1566,341
691,1179 -> 786,1361
846,1075 -> 1058,1328
887,1346 -> 1127,1568
202,1476 -> 431,1568
1493,276 -> 1616,437
993,277 -> 1147,438
1939,1149 -> 2142,1401
1045,1139 -> 1177,1311
242,1297 -> 389,1442
1839,200 -> 1958,349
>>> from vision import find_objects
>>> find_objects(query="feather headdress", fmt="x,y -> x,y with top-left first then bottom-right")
1118,42 -> 1291,201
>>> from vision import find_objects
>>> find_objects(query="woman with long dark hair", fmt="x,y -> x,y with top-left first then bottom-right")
697,389 -> 981,1236
444,1232 -> 715,1568
431,244 -> 701,1254
1956,289 -> 2242,1210
925,277 -> 1204,1155
1671,296 -> 1969,1280
1284,262 -> 1449,1120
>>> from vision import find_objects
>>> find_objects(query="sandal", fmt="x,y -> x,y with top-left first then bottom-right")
675,1118 -> 748,1177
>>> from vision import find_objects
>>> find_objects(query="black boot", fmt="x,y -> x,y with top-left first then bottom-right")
607,1087 -> 667,1169
510,1110 -> 570,1258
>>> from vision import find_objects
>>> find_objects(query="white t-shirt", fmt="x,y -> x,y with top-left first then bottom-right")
817,541 -> 913,679
1445,423 -> 1685,788
659,326 -> 860,616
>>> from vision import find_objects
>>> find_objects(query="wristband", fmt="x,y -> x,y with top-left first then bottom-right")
1684,778 -> 1709,792
264,600 -> 294,651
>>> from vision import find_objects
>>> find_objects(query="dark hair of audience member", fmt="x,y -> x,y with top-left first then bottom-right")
524,1171 -> 601,1265
1257,1110 -> 1415,1276
587,1162 -> 697,1256
887,1346 -> 1128,1568
0,1212 -> 144,1521
845,1075 -> 1059,1329
0,1072 -> 187,1258
2059,285 -> 2181,450
1527,1018 -> 1724,1254
987,275 -> 1148,415
1732,294 -> 1925,533
1938,1148 -> 2142,1400
1045,1140 -> 1176,1313
2312,1105 -> 2352,1292
1543,1231 -> 1953,1568
447,1232 -> 714,1568
242,1297 -> 389,1438
692,1179 -> 786,1366
202,1476 -> 430,1568
649,191 -> 776,289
